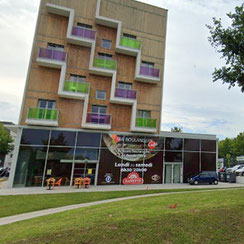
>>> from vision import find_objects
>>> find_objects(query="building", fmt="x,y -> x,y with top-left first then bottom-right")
7,0 -> 217,188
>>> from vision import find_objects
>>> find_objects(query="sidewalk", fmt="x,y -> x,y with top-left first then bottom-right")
0,182 -> 243,195
0,188 -> 242,226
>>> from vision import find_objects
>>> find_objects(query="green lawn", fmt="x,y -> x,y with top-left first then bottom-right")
0,188 -> 241,218
0,189 -> 243,244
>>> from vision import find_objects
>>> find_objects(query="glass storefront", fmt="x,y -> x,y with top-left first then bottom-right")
13,128 -> 217,187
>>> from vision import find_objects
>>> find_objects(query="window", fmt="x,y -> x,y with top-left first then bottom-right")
98,52 -> 112,60
77,22 -> 92,29
101,39 -> 112,49
47,43 -> 64,51
123,33 -> 137,40
141,61 -> 154,69
70,74 -> 86,83
138,110 -> 151,118
118,82 -> 132,90
92,105 -> 107,114
77,132 -> 101,147
96,90 -> 106,100
38,99 -> 56,109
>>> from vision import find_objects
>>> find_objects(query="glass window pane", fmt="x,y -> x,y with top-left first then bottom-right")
165,152 -> 182,162
47,101 -> 55,109
77,22 -> 92,29
47,147 -> 74,160
183,152 -> 200,183
102,39 -> 112,49
75,148 -> 99,161
184,139 -> 200,151
99,106 -> 107,114
123,33 -> 136,40
45,147 -> 73,185
165,138 -> 183,150
201,153 -> 216,171
50,131 -> 76,146
96,90 -> 106,100
201,140 -> 216,152
13,146 -> 47,187
77,132 -> 101,147
38,100 -> 47,108
91,105 -> 99,113
47,43 -> 64,51
21,129 -> 50,145
138,110 -> 151,118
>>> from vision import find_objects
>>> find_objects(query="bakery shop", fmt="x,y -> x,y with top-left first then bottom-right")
10,128 -> 217,187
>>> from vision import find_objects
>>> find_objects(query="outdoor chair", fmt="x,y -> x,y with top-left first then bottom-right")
83,177 -> 91,188
54,178 -> 62,188
74,177 -> 83,188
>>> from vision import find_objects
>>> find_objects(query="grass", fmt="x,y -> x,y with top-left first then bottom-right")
0,187 -> 242,218
0,189 -> 243,243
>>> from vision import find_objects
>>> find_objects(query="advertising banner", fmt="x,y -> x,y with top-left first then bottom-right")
97,134 -> 164,185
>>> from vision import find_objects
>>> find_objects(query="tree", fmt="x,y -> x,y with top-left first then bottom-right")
0,124 -> 14,155
206,4 -> 244,92
171,126 -> 183,133
218,137 -> 234,158
232,132 -> 244,156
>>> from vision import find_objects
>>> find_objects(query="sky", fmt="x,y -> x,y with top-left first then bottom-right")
0,0 -> 243,140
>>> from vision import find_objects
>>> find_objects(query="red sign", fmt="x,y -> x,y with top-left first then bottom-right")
122,172 -> 144,185
148,140 -> 157,149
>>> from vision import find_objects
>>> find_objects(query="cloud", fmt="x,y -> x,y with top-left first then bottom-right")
0,0 -> 243,140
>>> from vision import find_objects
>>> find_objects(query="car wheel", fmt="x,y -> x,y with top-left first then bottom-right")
214,180 -> 218,185
194,180 -> 199,185
242,172 -> 244,176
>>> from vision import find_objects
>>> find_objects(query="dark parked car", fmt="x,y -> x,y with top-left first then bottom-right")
189,171 -> 218,185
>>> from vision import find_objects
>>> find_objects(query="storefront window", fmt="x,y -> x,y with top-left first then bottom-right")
165,138 -> 183,150
13,146 -> 47,187
165,152 -> 182,162
21,129 -> 50,145
184,139 -> 200,151
201,153 -> 216,171
183,152 -> 200,183
50,130 -> 76,146
77,132 -> 101,147
201,140 -> 216,152
44,147 -> 74,186
75,148 -> 99,161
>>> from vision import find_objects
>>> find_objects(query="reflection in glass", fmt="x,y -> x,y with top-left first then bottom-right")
44,147 -> 74,185
165,138 -> 183,150
73,163 -> 96,185
21,129 -> 50,145
50,130 -> 76,146
77,132 -> 101,147
13,146 -> 47,187
75,148 -> 99,161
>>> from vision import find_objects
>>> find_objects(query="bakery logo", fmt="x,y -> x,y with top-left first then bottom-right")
122,172 -> 144,185
148,140 -> 157,149
151,174 -> 161,182
111,134 -> 121,144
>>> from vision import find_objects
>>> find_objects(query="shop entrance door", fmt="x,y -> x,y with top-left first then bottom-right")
72,162 -> 97,185
164,163 -> 182,184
